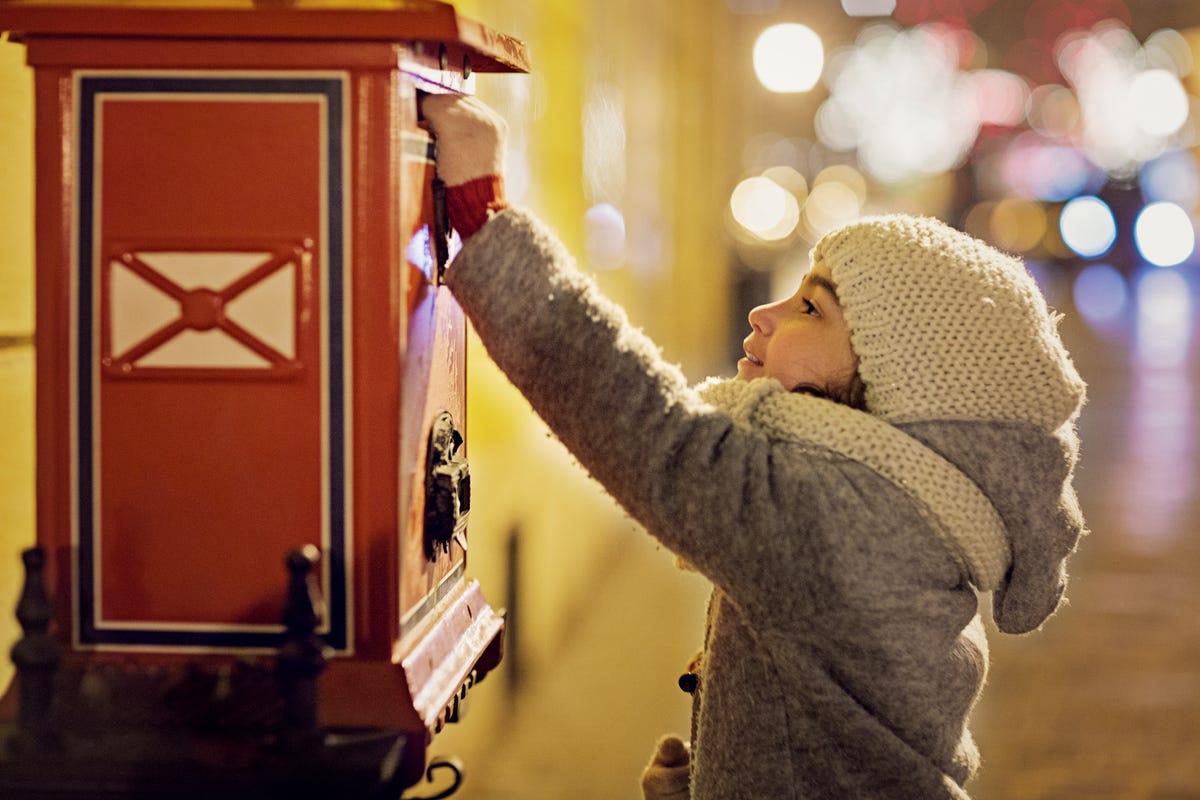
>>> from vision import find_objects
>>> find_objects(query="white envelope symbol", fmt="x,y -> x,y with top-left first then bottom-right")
107,248 -> 302,371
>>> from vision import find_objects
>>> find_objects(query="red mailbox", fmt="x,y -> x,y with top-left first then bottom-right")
0,2 -> 527,795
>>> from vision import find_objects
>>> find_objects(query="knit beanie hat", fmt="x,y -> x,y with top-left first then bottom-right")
812,214 -> 1087,633
812,214 -> 1085,430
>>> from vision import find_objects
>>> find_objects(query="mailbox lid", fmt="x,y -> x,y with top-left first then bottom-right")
0,1 -> 529,73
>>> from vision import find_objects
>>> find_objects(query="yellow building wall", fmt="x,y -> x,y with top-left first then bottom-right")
0,0 -> 732,751
0,35 -> 35,698
437,0 -> 733,761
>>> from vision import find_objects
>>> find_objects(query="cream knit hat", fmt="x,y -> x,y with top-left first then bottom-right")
813,215 -> 1086,431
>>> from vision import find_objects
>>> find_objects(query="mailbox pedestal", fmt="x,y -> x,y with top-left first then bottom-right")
0,3 -> 527,796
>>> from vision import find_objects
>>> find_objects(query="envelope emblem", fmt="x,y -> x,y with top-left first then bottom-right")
102,243 -> 312,377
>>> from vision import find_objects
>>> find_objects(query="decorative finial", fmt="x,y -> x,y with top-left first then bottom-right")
276,545 -> 328,744
11,547 -> 61,750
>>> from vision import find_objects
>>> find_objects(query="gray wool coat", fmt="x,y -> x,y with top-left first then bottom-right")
444,208 -> 1085,800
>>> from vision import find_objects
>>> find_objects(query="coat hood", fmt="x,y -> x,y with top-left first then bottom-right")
811,215 -> 1087,634
904,418 -> 1087,634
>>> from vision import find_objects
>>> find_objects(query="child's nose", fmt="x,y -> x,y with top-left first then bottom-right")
748,302 -> 775,335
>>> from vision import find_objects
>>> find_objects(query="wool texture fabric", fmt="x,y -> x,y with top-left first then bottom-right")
696,377 -> 1010,590
445,175 -> 508,238
642,735 -> 692,800
813,214 -> 1085,431
444,207 -> 1088,799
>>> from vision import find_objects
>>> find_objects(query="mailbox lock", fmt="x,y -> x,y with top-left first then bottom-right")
424,412 -> 471,560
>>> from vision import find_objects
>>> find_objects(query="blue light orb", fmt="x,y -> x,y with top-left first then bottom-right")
1072,263 -> 1127,327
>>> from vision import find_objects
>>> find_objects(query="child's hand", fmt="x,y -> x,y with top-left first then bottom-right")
420,93 -> 507,187
641,734 -> 691,800
420,93 -> 509,238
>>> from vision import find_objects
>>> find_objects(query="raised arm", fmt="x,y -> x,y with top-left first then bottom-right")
421,94 -> 825,596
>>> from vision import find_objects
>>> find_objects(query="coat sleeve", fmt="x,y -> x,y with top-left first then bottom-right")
444,208 -> 832,599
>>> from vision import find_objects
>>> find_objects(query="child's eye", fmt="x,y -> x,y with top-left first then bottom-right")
802,299 -> 818,316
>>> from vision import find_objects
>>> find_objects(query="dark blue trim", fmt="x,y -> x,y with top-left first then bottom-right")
76,74 -> 349,652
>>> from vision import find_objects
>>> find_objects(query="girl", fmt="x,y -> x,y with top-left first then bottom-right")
422,94 -> 1086,800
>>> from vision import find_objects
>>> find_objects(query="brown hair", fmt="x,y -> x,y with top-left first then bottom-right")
793,370 -> 867,411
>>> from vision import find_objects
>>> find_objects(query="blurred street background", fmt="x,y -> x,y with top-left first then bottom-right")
3,0 -> 1200,797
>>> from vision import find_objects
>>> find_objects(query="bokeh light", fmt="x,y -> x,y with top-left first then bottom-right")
1059,195 -> 1117,257
814,164 -> 868,206
505,147 -> 531,204
967,69 -> 1030,127
990,198 -> 1046,252
1141,150 -> 1200,210
963,200 -> 997,243
753,24 -> 824,93
1055,23 -> 1190,176
762,165 -> 809,203
801,180 -> 861,240
1130,69 -> 1190,138
1073,262 -> 1128,327
1026,84 -> 1081,139
814,98 -> 859,152
998,133 -> 1100,201
841,0 -> 896,16
1136,267 -> 1193,367
1134,201 -> 1195,267
730,176 -> 801,241
1143,28 -> 1194,77
584,203 -> 627,270
818,23 -> 981,183
742,131 -> 808,174
582,83 -> 627,204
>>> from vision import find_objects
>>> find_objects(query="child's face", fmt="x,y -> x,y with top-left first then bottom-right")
738,260 -> 858,396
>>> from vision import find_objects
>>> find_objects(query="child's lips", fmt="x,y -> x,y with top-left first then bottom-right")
743,350 -> 764,366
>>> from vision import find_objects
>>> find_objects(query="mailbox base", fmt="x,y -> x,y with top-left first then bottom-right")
0,724 -> 426,799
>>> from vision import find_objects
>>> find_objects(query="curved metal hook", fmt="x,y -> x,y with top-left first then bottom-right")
403,756 -> 465,800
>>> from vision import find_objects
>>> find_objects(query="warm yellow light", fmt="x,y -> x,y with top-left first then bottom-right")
753,24 -> 824,93
990,199 -> 1046,252
801,181 -> 860,239
813,165 -> 867,207
762,165 -> 808,203
730,176 -> 800,241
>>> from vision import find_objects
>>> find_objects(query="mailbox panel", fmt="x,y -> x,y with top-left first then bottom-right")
74,73 -> 351,652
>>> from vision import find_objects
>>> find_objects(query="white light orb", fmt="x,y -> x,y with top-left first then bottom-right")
730,176 -> 800,241
1130,69 -> 1190,138
753,23 -> 824,93
1134,201 -> 1195,267
1059,196 -> 1117,258
584,203 -> 627,270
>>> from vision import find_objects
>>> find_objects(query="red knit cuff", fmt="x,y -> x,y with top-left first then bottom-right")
445,175 -> 508,239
